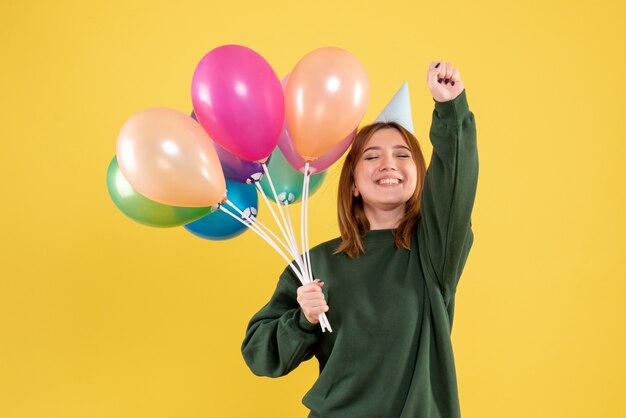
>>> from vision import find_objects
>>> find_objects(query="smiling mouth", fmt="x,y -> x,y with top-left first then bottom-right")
375,178 -> 402,185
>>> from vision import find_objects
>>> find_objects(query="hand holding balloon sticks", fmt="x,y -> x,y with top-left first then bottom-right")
217,159 -> 333,332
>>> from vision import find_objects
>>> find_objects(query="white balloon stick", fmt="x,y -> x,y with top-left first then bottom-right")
282,201 -> 307,277
253,177 -> 296,264
254,182 -> 307,277
219,204 -> 305,285
301,162 -> 332,333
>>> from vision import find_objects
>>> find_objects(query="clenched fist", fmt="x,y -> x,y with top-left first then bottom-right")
426,61 -> 464,103
297,279 -> 329,325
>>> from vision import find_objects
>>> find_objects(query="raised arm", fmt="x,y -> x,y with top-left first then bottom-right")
417,62 -> 479,306
241,266 -> 321,377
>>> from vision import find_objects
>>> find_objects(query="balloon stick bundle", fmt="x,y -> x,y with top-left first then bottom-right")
108,44 -> 371,333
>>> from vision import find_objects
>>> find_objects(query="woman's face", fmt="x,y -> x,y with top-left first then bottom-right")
353,128 -> 418,213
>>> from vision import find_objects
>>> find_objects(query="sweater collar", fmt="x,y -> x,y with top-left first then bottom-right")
363,228 -> 396,242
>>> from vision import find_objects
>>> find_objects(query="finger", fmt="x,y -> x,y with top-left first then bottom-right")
300,292 -> 326,302
297,285 -> 310,296
301,288 -> 322,301
444,62 -> 454,84
301,285 -> 323,295
438,62 -> 448,84
427,61 -> 443,76
430,61 -> 445,82
304,303 -> 328,314
296,292 -> 322,304
429,61 -> 442,71
440,62 -> 452,85
450,68 -> 461,87
427,62 -> 443,89
299,298 -> 323,310
301,282 -> 322,291
309,305 -> 329,315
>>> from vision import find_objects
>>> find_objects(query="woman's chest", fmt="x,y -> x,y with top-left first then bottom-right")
314,247 -> 427,338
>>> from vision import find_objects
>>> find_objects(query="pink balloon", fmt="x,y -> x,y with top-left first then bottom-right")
191,45 -> 283,163
278,75 -> 354,173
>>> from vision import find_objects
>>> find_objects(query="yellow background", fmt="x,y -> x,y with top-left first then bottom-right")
1,0 -> 625,417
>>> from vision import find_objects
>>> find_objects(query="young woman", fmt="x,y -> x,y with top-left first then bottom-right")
242,61 -> 478,418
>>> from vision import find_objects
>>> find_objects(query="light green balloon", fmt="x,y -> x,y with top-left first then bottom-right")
106,157 -> 212,227
260,147 -> 327,204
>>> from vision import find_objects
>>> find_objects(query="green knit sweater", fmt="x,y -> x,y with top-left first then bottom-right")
242,89 -> 478,418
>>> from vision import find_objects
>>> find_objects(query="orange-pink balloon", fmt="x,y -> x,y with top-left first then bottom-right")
285,47 -> 369,160
116,108 -> 226,207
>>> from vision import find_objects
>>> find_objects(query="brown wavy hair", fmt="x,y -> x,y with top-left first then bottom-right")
334,121 -> 427,257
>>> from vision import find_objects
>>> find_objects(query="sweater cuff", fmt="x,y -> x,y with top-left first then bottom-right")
433,89 -> 470,124
297,309 -> 321,332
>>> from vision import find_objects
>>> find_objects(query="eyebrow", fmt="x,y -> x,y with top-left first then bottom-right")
363,145 -> 412,153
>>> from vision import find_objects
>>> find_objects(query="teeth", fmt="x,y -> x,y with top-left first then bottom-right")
377,178 -> 400,185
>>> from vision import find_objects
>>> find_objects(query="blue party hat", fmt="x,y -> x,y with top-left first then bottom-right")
374,82 -> 414,134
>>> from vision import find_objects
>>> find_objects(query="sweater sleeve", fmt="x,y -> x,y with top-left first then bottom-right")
417,89 -> 479,306
241,266 -> 321,378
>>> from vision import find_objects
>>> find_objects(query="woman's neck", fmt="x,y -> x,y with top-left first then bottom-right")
363,204 -> 405,230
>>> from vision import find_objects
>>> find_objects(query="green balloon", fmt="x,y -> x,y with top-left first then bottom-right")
260,147 -> 327,204
106,156 -> 212,227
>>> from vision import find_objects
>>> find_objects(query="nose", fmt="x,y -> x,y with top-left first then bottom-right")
378,153 -> 397,171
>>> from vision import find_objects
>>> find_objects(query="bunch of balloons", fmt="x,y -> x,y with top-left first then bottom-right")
107,45 -> 370,331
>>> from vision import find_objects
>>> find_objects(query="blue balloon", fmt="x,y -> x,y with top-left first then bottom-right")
184,179 -> 258,240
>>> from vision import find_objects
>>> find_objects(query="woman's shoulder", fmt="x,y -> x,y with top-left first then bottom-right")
309,236 -> 343,258
278,236 -> 343,287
